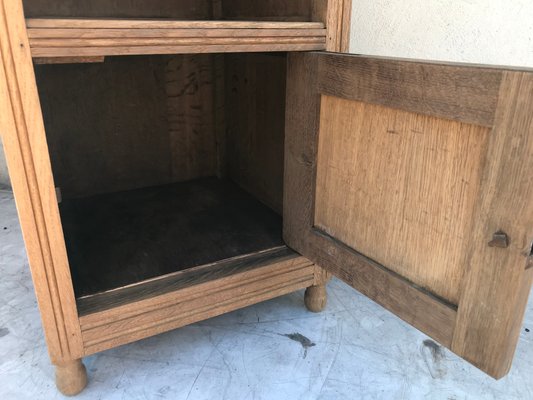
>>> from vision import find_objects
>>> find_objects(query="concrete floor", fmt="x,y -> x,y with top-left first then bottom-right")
1,189 -> 532,400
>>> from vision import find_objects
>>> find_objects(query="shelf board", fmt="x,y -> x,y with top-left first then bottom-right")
59,177 -> 284,298
26,18 -> 327,58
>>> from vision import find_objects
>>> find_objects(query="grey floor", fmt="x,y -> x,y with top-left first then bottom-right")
1,189 -> 532,400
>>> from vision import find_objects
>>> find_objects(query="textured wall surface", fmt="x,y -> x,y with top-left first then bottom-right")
350,0 -> 533,67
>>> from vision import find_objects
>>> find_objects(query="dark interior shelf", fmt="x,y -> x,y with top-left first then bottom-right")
60,177 -> 284,297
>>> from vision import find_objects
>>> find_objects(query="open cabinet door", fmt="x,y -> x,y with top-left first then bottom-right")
284,52 -> 533,378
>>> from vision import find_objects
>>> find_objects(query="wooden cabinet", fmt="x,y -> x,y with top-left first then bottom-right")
0,0 -> 531,395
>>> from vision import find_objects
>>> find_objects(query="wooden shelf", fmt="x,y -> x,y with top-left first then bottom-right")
26,18 -> 327,58
60,177 -> 284,298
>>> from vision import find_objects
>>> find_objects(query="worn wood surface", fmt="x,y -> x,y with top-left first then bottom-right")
315,96 -> 489,304
284,52 -> 533,377
165,54 -> 218,182
26,19 -> 326,57
451,72 -> 533,378
35,54 -> 218,199
317,53 -> 502,127
79,252 -> 315,355
77,246 -> 296,315
0,0 -> 83,364
225,53 -> 287,214
60,177 -> 283,297
55,359 -> 87,396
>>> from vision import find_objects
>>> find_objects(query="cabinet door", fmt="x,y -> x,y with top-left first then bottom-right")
284,52 -> 533,378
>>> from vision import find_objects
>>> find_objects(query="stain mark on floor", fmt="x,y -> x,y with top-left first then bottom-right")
0,328 -> 9,338
421,339 -> 447,379
281,333 -> 315,358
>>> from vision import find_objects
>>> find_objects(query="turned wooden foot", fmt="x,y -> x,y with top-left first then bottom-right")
55,359 -> 87,396
304,284 -> 327,312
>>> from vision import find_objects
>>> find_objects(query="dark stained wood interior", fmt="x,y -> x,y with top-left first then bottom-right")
35,55 -> 218,199
60,177 -> 284,297
225,53 -> 287,214
22,0 -> 214,19
76,246 -> 297,315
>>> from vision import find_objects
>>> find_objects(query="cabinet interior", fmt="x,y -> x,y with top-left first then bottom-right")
34,51 -> 290,305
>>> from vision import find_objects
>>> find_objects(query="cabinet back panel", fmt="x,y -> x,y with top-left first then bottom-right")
314,95 -> 490,305
222,0 -> 311,21
35,55 -> 217,199
23,0 -> 213,19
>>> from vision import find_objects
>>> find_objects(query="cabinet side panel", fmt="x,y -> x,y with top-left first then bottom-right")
224,53 -> 286,214
0,0 -> 82,363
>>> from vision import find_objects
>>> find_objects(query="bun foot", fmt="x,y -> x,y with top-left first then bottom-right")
304,284 -> 327,312
55,359 -> 87,396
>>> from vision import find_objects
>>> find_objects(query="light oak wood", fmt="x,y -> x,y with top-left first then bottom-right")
28,28 -> 328,39
315,96 -> 489,304
0,0 -> 83,364
26,18 -> 327,57
55,359 -> 87,397
26,18 -> 326,29
0,0 -> 350,395
451,71 -> 533,378
304,285 -> 327,312
304,263 -> 331,312
79,250 -> 315,355
284,52 -> 533,378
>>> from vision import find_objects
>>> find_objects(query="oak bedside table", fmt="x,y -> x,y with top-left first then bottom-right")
1,0 -> 532,395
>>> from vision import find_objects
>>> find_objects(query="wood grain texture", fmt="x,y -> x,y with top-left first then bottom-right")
35,56 -> 171,198
26,19 -> 326,57
35,54 -> 219,199
323,0 -> 352,51
77,246 -> 296,315
165,54 -> 218,181
225,53 -> 287,214
284,52 -> 533,377
26,19 -> 325,29
29,43 -> 326,58
60,178 -> 283,297
284,53 -> 457,348
315,96 -> 489,304
0,0 -> 82,364
79,253 -> 315,355
317,53 -> 502,127
451,72 -> 533,378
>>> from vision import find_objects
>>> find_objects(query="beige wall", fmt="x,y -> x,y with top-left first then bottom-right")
350,0 -> 533,67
